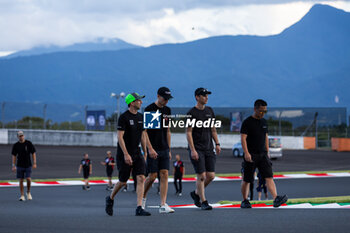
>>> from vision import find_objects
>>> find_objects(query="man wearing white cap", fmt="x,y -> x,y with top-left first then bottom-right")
11,131 -> 37,201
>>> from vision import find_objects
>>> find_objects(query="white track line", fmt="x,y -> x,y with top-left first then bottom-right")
1,172 -> 350,188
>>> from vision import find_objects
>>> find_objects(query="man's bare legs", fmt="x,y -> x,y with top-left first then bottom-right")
241,181 -> 250,200
265,178 -> 277,199
195,172 -> 215,202
110,181 -> 127,200
143,172 -> 157,198
136,175 -> 145,206
26,178 -> 31,193
19,179 -> 24,196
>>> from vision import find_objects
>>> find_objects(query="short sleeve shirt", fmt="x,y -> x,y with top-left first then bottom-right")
81,159 -> 91,167
173,160 -> 184,175
145,103 -> 171,151
105,157 -> 115,169
12,140 -> 36,168
117,110 -> 144,156
187,106 -> 215,151
240,116 -> 268,154
81,159 -> 91,171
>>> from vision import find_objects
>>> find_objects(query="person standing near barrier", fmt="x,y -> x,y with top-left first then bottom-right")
11,131 -> 37,201
142,87 -> 175,214
240,99 -> 288,208
78,153 -> 92,190
173,154 -> 185,196
187,88 -> 221,210
105,92 -> 151,216
101,151 -> 116,191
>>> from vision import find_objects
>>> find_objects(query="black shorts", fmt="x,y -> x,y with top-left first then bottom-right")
106,167 -> 114,177
83,169 -> 90,179
147,149 -> 170,173
242,153 -> 273,183
117,151 -> 146,183
189,149 -> 216,174
16,166 -> 32,179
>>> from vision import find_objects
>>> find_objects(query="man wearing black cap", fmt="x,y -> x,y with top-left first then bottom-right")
142,87 -> 175,214
105,92 -> 151,216
11,131 -> 37,201
187,88 -> 221,210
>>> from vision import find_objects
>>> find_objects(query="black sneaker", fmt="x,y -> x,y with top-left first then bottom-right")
106,186 -> 110,191
201,200 -> 213,210
105,196 -> 114,216
86,186 -> 91,191
82,185 -> 86,190
240,199 -> 252,208
273,195 -> 288,207
135,206 -> 151,216
190,191 -> 201,207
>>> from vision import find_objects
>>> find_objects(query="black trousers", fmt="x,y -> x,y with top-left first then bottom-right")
174,174 -> 183,193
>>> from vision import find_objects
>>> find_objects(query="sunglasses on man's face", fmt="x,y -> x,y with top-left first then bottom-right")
258,110 -> 268,114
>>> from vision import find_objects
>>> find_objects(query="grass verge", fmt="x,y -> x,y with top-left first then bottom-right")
219,195 -> 350,205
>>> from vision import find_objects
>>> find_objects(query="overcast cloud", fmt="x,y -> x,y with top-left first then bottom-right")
0,0 -> 349,53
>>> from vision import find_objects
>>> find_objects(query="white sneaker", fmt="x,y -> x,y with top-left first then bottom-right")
159,203 -> 175,213
141,198 -> 147,209
19,195 -> 25,201
27,192 -> 32,200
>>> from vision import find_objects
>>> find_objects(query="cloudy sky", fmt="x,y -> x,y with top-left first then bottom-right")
0,0 -> 350,55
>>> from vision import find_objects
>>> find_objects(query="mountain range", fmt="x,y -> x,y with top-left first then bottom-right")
3,38 -> 141,59
0,4 -> 349,122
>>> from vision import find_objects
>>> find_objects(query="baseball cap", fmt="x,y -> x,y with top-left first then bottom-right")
125,92 -> 145,104
195,88 -> 212,96
157,87 -> 173,100
17,131 -> 24,136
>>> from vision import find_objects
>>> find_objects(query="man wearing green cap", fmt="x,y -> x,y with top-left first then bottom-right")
105,92 -> 151,216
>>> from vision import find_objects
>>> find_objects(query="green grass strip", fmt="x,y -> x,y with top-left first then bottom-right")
339,203 -> 350,206
219,196 -> 350,205
1,170 -> 349,183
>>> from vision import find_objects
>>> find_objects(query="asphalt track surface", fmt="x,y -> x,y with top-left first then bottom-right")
1,177 -> 350,233
1,144 -> 350,180
2,145 -> 350,232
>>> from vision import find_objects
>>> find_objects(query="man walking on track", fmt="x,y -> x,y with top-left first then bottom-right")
187,88 -> 221,210
11,131 -> 37,201
105,92 -> 151,216
101,150 -> 116,191
173,154 -> 185,196
78,153 -> 92,190
240,99 -> 288,208
142,87 -> 175,214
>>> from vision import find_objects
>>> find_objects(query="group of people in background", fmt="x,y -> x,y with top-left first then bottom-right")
77,151 -> 116,191
11,87 -> 287,216
77,150 -> 185,195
